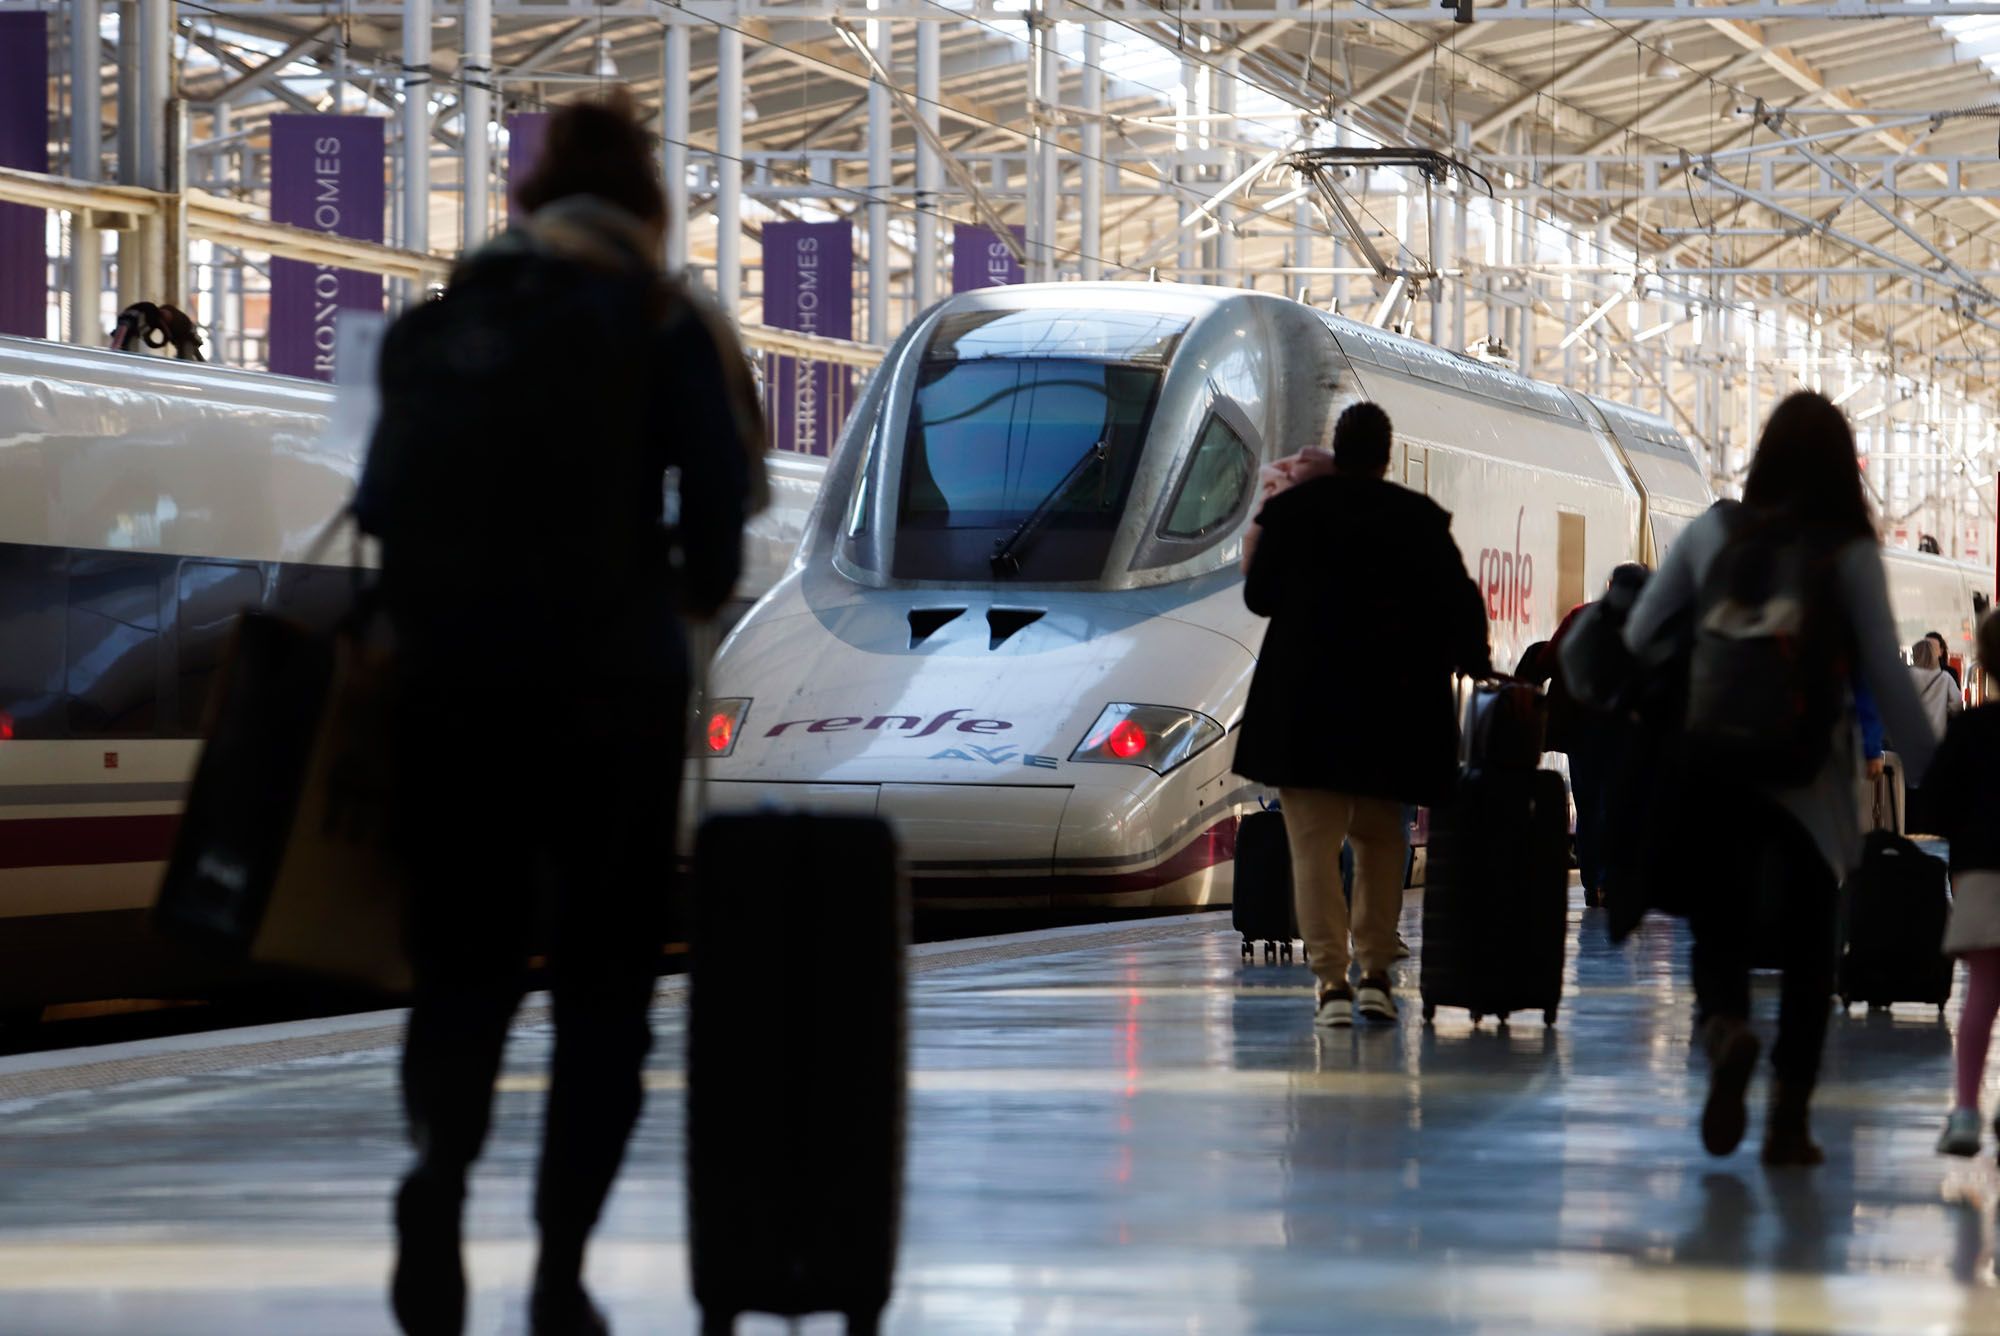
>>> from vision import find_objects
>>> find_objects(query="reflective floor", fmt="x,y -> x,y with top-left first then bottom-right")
3,898 -> 1999,1334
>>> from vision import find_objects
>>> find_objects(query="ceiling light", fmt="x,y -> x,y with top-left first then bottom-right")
592,36 -> 620,80
1942,227 -> 1959,252
1899,203 -> 1919,227
742,98 -> 760,124
1645,39 -> 1683,81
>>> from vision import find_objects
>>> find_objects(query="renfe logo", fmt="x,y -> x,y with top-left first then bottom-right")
1477,507 -> 1535,627
765,708 -> 1012,738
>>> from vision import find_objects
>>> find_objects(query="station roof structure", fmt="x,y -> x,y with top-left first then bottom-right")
14,0 -> 2000,552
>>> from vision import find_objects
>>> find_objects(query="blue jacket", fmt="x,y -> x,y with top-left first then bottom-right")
1854,677 -> 1884,762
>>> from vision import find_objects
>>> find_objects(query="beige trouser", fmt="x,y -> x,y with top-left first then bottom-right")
1279,787 -> 1407,991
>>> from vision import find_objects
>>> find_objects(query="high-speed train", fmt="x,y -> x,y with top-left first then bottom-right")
699,281 -> 1993,910
0,333 -> 816,1012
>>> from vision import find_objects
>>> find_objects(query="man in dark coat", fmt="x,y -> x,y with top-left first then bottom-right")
1234,402 -> 1489,1026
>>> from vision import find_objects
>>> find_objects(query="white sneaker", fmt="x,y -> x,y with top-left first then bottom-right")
1315,986 -> 1354,1028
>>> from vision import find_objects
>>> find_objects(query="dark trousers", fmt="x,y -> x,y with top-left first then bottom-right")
1689,805 -> 1840,1088
1568,735 -> 1610,894
394,687 -> 684,1265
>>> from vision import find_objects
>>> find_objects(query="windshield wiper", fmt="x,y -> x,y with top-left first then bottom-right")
989,440 -> 1107,578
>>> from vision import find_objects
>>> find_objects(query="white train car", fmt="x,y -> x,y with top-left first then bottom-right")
0,334 -> 812,1010
699,283 -> 1722,910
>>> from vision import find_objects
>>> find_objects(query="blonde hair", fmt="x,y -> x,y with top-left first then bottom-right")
1912,638 -> 1938,670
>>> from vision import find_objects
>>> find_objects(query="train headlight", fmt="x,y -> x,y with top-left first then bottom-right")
1070,704 -> 1224,774
699,697 -> 752,757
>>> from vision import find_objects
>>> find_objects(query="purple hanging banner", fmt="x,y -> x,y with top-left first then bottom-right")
268,115 -> 385,381
506,113 -> 550,226
951,224 -> 1025,292
761,220 -> 854,456
0,12 -> 49,338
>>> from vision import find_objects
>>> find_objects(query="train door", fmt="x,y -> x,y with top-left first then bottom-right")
1556,512 -> 1587,615
1403,441 -> 1429,494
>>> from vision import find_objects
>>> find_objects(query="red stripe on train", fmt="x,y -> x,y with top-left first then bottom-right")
911,815 -> 1241,900
0,814 -> 181,869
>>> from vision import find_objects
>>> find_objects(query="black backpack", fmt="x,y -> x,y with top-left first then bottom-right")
1683,503 -> 1846,786
359,246 -> 669,614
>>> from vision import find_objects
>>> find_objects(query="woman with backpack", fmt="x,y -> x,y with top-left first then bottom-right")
1620,390 -> 1938,1167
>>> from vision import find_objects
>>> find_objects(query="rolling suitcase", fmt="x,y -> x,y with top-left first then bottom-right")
688,812 -> 907,1335
1420,767 -> 1569,1027
1232,803 -> 1300,963
1838,830 -> 1953,1015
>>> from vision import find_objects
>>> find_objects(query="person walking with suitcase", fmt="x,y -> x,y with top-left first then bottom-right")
1929,613 -> 2000,1158
1905,637 -> 1963,834
1620,390 -> 1938,1167
1234,402 -> 1490,1027
357,95 -> 759,1335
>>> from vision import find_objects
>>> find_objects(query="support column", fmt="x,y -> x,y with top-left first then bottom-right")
401,0 -> 432,301
116,0 -> 169,306
1079,27 -> 1102,282
1214,58 -> 1238,288
714,25 -> 743,315
1035,16 -> 1062,282
1330,112 -> 1348,313
866,14 -> 891,341
1177,55 -> 1198,281
663,24 -> 689,275
1429,182 -> 1447,345
1293,191 -> 1312,304
71,0 -> 103,344
1452,121 -> 1469,353
914,21 -> 940,304
461,0 -> 492,251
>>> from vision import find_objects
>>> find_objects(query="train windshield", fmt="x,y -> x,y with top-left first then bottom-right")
890,309 -> 1182,581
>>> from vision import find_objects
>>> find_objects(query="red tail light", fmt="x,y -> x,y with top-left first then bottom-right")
707,711 -> 735,753
1107,719 -> 1147,759
0,711 -> 12,741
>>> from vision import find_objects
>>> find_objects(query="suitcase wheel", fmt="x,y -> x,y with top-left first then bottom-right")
1263,941 -> 1276,964
1241,938 -> 1253,962
1421,1002 -> 1437,1024
1543,1007 -> 1558,1028
1280,941 -> 1294,964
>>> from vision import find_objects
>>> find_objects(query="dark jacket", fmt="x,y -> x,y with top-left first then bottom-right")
357,197 -> 757,720
1233,474 -> 1490,804
1923,703 -> 2000,873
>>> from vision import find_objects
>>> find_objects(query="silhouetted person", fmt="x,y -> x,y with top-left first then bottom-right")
356,94 -> 759,1336
1623,390 -> 1936,1166
1539,563 -> 1648,906
1927,629 -> 1962,689
1235,402 -> 1489,1027
1906,637 -> 1962,834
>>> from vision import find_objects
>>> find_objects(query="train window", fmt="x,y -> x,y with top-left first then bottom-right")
178,561 -> 264,732
893,358 -> 1160,581
1161,416 -> 1254,540
0,544 -> 67,740
1557,512 -> 1587,614
66,554 -> 163,736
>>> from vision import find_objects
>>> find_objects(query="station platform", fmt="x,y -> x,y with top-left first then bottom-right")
2,896 -> 1998,1335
